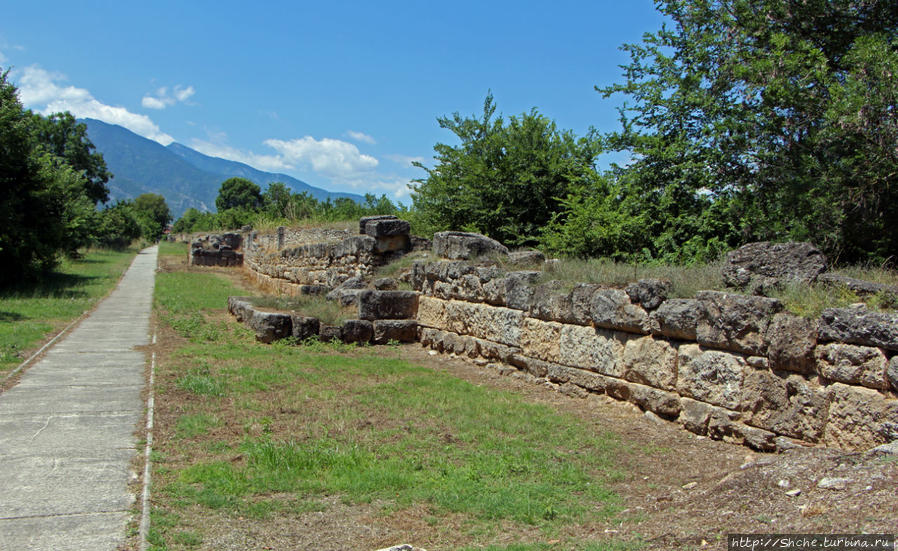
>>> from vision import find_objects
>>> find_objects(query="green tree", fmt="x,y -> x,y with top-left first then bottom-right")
262,182 -> 292,217
133,193 -> 172,241
216,177 -> 262,212
593,0 -> 898,262
412,93 -> 600,246
93,201 -> 141,249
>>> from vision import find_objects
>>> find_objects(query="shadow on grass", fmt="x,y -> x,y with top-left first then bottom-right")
0,311 -> 26,322
0,272 -> 94,300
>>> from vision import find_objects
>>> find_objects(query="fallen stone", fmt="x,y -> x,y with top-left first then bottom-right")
682,481 -> 698,490
785,489 -> 802,497
867,441 -> 898,455
373,278 -> 398,290
818,307 -> 898,352
249,310 -> 292,343
818,273 -> 898,299
817,477 -> 850,490
432,231 -> 509,260
290,315 -> 320,341
507,250 -> 546,266
722,241 -> 827,292
644,410 -> 666,425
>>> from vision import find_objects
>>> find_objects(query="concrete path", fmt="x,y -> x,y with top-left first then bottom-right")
0,246 -> 157,551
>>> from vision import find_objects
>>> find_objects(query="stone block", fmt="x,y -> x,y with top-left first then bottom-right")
374,235 -> 410,254
510,354 -> 551,378
474,338 -> 519,362
445,300 -> 524,347
741,367 -> 829,442
678,398 -> 713,435
507,250 -> 546,266
889,356 -> 898,392
521,318 -> 562,363
432,231 -> 509,259
628,382 -> 681,418
695,290 -> 783,355
373,320 -> 418,344
677,344 -> 745,409
558,324 -> 624,377
364,218 -> 410,237
249,310 -> 292,344
528,281 -> 573,323
625,278 -> 671,311
569,283 -> 602,326
622,335 -> 678,390
707,408 -> 743,442
767,313 -> 817,373
359,215 -> 397,233
722,241 -> 827,292
290,315 -> 320,341
358,290 -> 419,320
590,288 -> 656,334
545,363 -> 610,393
373,278 -> 398,290
334,235 -> 377,257
483,278 -> 506,305
227,297 -> 254,323
341,319 -> 374,344
818,307 -> 898,351
319,324 -> 342,342
823,383 -> 898,450
815,343 -> 889,390
504,271 -> 540,311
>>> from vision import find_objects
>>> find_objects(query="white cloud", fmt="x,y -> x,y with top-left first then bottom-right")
386,154 -> 427,167
141,84 -> 195,110
189,139 -> 293,173
346,130 -> 376,144
0,50 -> 7,64
17,65 -> 174,145
263,136 -> 378,177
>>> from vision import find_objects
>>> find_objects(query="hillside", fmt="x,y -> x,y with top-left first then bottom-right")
82,119 -> 364,217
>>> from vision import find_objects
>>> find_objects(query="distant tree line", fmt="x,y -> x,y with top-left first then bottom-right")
411,0 -> 898,265
0,70 -> 171,285
172,177 -> 403,233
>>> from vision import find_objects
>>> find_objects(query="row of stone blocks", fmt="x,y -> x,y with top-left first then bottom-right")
416,294 -> 898,452
227,290 -> 419,345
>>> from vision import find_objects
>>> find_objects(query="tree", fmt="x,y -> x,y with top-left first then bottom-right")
411,93 -> 600,246
133,193 -> 172,241
262,182 -> 292,217
594,0 -> 898,262
93,201 -> 141,249
28,111 -> 111,204
216,177 -> 262,212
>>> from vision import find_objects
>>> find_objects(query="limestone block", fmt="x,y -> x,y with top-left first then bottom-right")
590,288 -> 656,334
818,307 -> 898,352
558,324 -> 624,377
334,235 -> 377,257
432,231 -> 509,259
249,310 -> 292,344
290,315 -> 320,341
359,215 -> 398,234
625,278 -> 671,311
319,324 -> 342,343
767,313 -> 818,373
417,296 -> 448,329
815,343 -> 889,390
373,320 -> 418,344
448,301 -> 524,347
510,354 -> 551,378
358,290 -> 419,320
889,356 -> 898,392
340,320 -> 374,344
227,297 -> 254,323
823,383 -> 898,450
622,335 -> 678,390
652,298 -> 705,341
741,367 -> 829,442
528,281 -> 573,323
504,271 -> 540,311
545,363 -> 609,393
521,318 -> 563,363
707,408 -> 744,443
374,235 -> 410,254
474,338 -> 519,362
364,218 -> 410,238
569,283 -> 602,326
455,273 -> 485,302
677,344 -> 745,409
507,250 -> 546,266
628,382 -> 681,418
483,278 -> 506,305
695,290 -> 783,355
678,397 -> 714,435
722,241 -> 827,292
432,281 -> 454,300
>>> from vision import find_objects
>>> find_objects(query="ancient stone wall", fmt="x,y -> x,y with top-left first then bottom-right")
408,259 -> 898,453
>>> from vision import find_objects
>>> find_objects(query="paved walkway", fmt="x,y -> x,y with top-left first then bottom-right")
0,246 -> 157,551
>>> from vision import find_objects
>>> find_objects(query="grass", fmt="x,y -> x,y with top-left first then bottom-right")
0,247 -> 139,376
150,263 -> 627,550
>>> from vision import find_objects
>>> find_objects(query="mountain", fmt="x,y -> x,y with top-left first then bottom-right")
81,118 -> 364,218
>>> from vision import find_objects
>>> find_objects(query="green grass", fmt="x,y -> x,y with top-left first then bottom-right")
0,247 -> 139,375
249,294 -> 352,325
151,265 -> 626,548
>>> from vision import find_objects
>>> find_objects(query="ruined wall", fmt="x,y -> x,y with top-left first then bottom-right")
242,217 -> 412,296
407,260 -> 898,453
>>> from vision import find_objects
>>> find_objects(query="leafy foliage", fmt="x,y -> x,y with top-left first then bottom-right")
133,192 -> 173,241
411,93 -> 601,246
215,177 -> 262,212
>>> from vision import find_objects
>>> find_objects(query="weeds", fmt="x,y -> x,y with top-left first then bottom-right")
249,294 -> 352,325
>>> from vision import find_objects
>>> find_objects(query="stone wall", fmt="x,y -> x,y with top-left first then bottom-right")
407,259 -> 898,452
242,217 -> 414,296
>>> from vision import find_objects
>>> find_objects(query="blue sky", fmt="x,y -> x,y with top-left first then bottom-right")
2,1 -> 666,203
